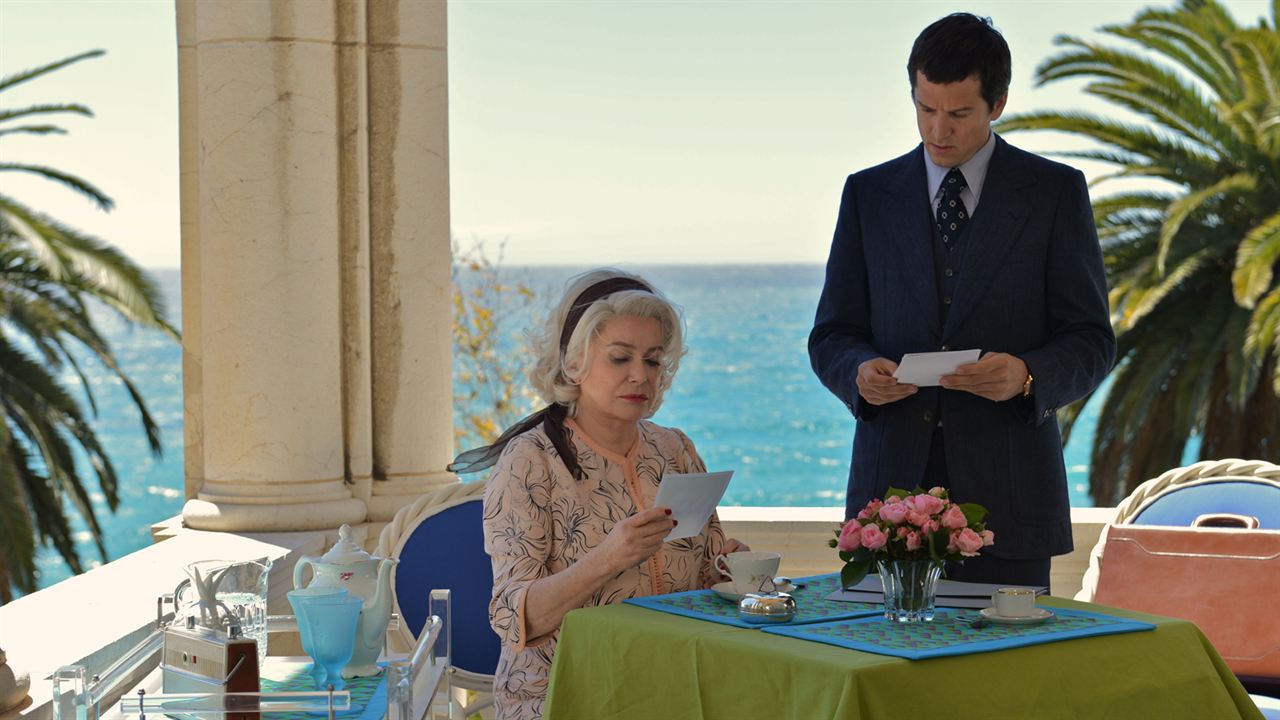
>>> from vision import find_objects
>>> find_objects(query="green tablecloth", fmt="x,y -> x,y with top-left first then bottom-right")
544,597 -> 1261,720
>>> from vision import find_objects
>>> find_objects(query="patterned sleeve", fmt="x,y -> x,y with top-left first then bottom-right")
482,436 -> 556,651
671,428 -> 727,588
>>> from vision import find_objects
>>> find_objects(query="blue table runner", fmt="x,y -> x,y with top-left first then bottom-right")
763,607 -> 1156,660
624,573 -> 881,629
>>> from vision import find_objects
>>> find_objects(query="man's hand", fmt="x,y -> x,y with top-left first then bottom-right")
940,352 -> 1028,402
856,357 -> 918,406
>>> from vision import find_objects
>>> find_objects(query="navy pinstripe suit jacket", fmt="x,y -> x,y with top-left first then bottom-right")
809,135 -> 1116,559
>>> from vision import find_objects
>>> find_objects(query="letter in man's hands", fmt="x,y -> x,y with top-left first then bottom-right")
893,349 -> 981,386
653,471 -> 733,541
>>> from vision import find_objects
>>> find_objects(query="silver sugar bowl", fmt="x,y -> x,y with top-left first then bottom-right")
737,591 -> 797,624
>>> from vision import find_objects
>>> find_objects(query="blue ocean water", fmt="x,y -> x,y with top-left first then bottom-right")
28,264 -> 1116,592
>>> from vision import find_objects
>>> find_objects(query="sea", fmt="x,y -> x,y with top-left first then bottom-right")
26,264 -> 1140,593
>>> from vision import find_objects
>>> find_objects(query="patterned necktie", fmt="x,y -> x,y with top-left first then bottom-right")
936,167 -> 968,250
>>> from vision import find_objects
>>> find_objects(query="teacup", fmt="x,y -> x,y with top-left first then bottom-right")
991,587 -> 1037,617
715,551 -> 782,595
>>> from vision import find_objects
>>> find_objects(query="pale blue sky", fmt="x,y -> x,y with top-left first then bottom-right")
1,0 -> 1271,267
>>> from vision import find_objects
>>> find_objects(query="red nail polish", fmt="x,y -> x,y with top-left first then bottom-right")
672,520 -> 678,526
665,509 -> 672,515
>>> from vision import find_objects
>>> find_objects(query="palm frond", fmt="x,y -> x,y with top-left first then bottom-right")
1232,208 -> 1280,307
0,124 -> 68,138
0,104 -> 92,124
1156,172 -> 1256,273
1116,247 -> 1216,329
0,425 -> 38,599
996,111 -> 1219,185
0,50 -> 104,94
0,164 -> 113,211
1038,38 -> 1240,156
1,194 -> 176,335
1243,285 -> 1280,393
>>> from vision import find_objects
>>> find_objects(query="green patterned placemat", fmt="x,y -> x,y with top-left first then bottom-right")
258,661 -> 386,720
763,607 -> 1156,659
624,573 -> 882,628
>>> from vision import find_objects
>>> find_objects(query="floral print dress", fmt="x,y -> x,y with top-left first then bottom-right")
482,418 -> 726,720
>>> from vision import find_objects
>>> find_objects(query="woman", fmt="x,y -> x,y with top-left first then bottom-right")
451,269 -> 747,720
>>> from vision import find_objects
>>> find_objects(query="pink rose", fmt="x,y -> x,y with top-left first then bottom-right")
914,493 -> 945,515
856,499 -> 884,521
905,531 -> 923,552
955,528 -> 984,556
947,531 -> 960,554
920,518 -> 940,534
837,521 -> 863,551
879,501 -> 909,525
861,523 -> 888,550
941,504 -> 968,530
980,529 -> 995,547
906,509 -> 931,528
896,526 -> 911,538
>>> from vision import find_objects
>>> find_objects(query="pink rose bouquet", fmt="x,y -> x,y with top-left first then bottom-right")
830,486 -> 994,588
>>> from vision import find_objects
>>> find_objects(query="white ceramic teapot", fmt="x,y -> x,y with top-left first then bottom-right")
293,524 -> 398,677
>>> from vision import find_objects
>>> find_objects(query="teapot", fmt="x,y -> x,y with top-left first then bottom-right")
293,524 -> 398,677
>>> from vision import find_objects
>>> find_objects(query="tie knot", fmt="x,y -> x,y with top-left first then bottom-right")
944,167 -> 967,193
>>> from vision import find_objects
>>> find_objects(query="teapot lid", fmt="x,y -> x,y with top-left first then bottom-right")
320,524 -> 374,565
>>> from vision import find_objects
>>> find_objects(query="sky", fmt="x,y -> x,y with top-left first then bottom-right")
0,0 -> 1273,268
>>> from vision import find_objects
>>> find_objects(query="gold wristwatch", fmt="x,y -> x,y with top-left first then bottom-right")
1022,371 -> 1034,398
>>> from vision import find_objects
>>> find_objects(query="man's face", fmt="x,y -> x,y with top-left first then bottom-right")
913,71 -> 1006,167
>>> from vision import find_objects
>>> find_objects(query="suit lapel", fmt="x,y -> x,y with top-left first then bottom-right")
879,146 -> 940,339
942,137 -> 1034,339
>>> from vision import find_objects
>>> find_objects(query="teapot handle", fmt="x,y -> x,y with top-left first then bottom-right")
293,556 -> 315,590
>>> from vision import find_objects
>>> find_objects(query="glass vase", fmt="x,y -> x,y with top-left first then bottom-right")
877,558 -> 943,622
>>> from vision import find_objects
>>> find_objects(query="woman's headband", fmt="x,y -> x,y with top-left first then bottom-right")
558,277 -> 652,351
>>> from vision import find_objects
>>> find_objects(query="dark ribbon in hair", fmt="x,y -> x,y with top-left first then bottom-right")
448,276 -> 652,480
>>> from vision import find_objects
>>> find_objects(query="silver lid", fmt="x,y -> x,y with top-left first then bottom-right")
737,591 -> 797,624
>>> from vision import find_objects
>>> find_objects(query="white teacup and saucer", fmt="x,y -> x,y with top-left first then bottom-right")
712,551 -> 786,601
979,587 -> 1054,625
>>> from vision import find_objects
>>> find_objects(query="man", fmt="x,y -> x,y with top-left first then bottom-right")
809,13 -> 1115,587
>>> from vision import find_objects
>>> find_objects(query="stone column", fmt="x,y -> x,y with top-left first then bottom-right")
178,0 -> 454,531
366,0 -> 457,522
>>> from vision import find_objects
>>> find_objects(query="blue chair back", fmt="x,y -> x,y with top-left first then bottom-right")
1131,480 -> 1280,529
392,498 -> 501,677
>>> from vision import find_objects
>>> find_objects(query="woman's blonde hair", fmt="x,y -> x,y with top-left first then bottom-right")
528,268 -> 685,417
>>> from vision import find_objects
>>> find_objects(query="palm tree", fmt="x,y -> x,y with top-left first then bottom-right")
998,0 -> 1280,505
0,50 -> 178,602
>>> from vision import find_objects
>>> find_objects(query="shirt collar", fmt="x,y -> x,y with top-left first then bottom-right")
924,130 -> 997,205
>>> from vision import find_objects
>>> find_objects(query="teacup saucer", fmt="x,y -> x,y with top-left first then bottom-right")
712,581 -> 796,602
979,607 -> 1054,625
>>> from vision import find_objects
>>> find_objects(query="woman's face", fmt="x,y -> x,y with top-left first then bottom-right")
575,314 -> 665,428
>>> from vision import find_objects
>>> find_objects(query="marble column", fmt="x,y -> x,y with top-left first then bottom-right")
178,0 -> 454,531
365,0 -> 457,522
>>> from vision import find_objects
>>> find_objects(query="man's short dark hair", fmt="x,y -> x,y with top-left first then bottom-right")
907,13 -> 1011,109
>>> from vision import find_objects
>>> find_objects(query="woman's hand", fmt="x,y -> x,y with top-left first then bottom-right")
598,507 -> 676,575
716,538 -> 752,580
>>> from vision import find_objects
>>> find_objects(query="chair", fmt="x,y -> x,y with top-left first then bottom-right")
377,480 -> 500,718
1076,458 -> 1280,711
